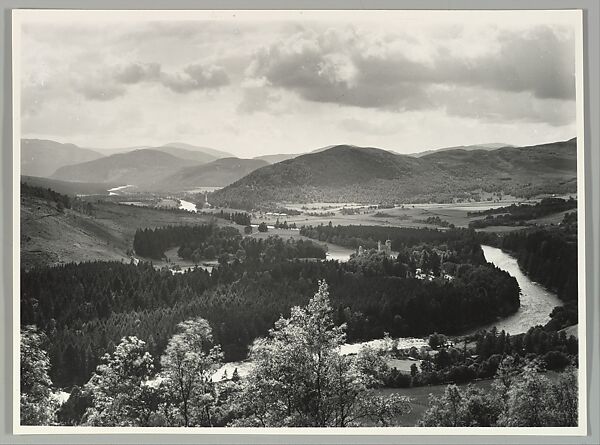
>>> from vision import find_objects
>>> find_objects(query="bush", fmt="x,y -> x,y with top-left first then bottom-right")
543,350 -> 571,370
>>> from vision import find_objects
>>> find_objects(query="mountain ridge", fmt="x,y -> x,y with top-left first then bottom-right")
21,139 -> 105,178
211,138 -> 577,209
51,148 -> 195,186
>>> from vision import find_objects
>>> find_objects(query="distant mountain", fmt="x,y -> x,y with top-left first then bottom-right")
21,139 -> 104,177
93,146 -> 151,156
163,142 -> 233,159
152,146 -> 223,164
157,157 -> 269,191
211,139 -> 577,209
254,145 -> 346,164
254,153 -> 299,164
410,143 -> 514,157
94,142 -> 233,162
51,149 -> 195,187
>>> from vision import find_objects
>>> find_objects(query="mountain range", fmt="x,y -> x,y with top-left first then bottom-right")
48,148 -> 268,191
211,138 -> 577,209
21,137 -> 577,204
21,139 -> 104,177
21,139 -> 235,179
51,149 -> 193,187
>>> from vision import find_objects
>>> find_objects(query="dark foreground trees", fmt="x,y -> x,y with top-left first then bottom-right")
228,281 -> 411,426
76,282 -> 411,427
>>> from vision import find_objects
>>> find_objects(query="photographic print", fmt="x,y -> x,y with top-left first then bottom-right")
12,9 -> 586,434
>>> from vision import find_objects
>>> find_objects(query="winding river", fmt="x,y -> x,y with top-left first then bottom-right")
178,199 -> 198,213
472,245 -> 563,335
213,245 -> 565,381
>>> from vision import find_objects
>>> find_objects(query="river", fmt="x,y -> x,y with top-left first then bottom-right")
214,244 -> 565,380
178,199 -> 197,213
472,245 -> 563,335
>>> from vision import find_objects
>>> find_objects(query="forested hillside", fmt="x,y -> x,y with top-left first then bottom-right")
211,139 -> 577,209
22,227 -> 519,388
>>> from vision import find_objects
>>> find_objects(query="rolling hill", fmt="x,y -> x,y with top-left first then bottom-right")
410,143 -> 514,157
152,145 -> 227,164
157,157 -> 269,190
21,139 -> 104,177
211,139 -> 577,209
162,142 -> 233,159
51,149 -> 195,187
254,153 -> 299,164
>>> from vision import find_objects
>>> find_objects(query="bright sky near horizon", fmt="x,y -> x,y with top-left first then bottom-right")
16,10 -> 580,157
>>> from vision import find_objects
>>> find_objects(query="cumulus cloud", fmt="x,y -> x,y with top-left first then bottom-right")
248,25 -> 575,112
114,62 -> 161,84
159,64 -> 230,93
73,62 -> 229,101
74,75 -> 127,101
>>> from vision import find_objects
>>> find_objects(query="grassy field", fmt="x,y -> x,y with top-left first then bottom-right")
236,199 -> 556,232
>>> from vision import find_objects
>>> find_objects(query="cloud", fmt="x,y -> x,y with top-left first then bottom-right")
434,85 -> 575,126
74,76 -> 127,101
159,64 -> 230,93
72,62 -> 230,100
114,62 -> 161,84
248,25 -> 575,112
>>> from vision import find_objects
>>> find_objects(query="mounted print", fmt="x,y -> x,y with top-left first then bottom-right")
12,9 -> 586,435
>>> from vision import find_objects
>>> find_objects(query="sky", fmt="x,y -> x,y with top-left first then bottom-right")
17,10 -> 580,157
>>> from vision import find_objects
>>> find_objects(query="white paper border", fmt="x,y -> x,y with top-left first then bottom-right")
10,8 -> 588,436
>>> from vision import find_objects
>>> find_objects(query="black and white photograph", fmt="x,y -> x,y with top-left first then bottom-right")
12,9 -> 586,433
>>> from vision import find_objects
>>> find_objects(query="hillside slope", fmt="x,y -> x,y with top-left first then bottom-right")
211,139 -> 577,209
21,139 -> 104,177
157,157 -> 269,190
21,191 -> 214,269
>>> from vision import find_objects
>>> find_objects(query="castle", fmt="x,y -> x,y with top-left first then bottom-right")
378,240 -> 392,255
357,240 -> 392,257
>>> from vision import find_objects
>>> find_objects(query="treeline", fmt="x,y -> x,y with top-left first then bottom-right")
22,248 -> 518,387
415,216 -> 453,228
469,197 -> 577,228
210,210 -> 251,226
501,228 -> 577,303
476,225 -> 578,329
502,227 -> 578,330
21,286 -> 577,428
22,286 -> 415,427
240,237 -> 326,262
133,224 -> 240,259
300,224 -> 480,253
133,223 -> 324,263
391,326 -> 578,389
